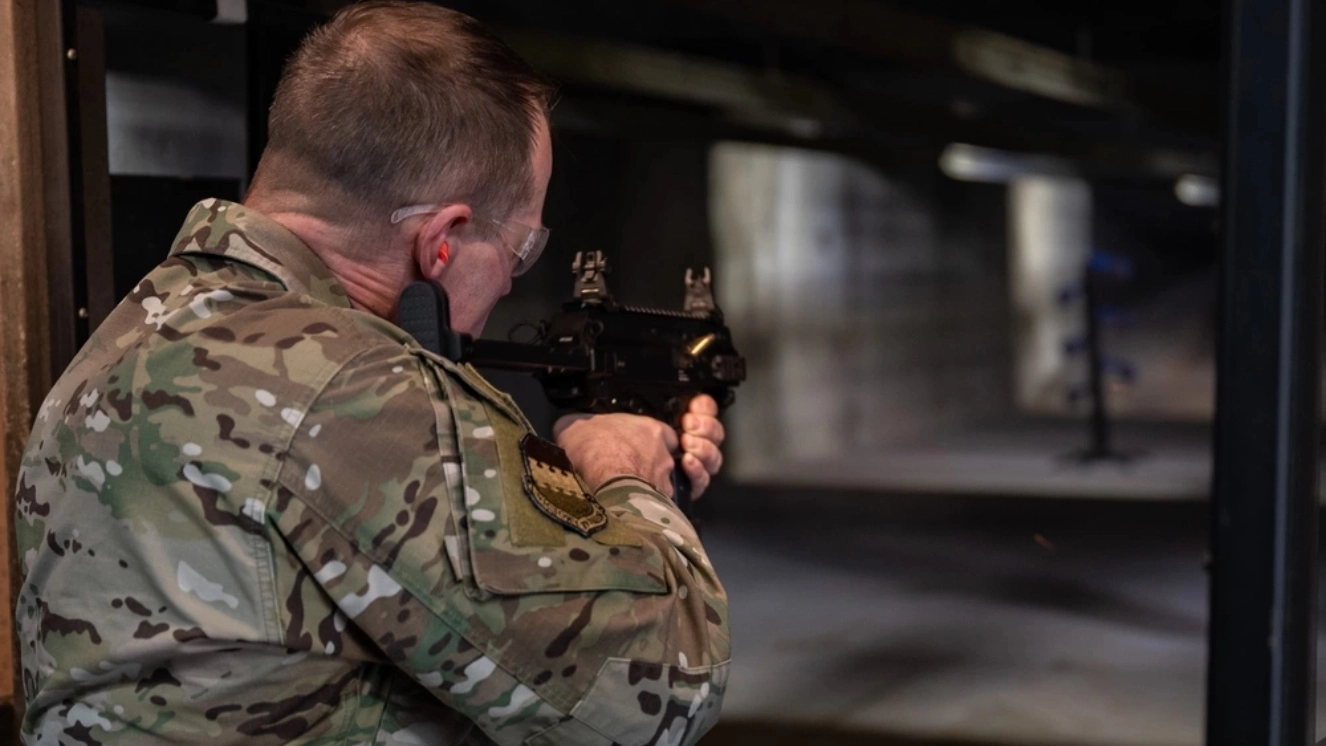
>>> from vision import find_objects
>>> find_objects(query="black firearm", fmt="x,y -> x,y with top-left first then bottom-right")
397,251 -> 747,517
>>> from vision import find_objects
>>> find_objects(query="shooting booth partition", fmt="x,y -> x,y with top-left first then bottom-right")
1206,0 -> 1326,743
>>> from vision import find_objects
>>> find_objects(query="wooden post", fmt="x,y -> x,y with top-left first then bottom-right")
0,0 -> 63,735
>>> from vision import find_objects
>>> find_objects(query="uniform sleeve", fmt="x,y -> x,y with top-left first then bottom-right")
270,344 -> 729,746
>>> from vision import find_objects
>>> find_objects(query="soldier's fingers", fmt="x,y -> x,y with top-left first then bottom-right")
682,414 -> 725,445
687,395 -> 719,417
682,434 -> 723,475
681,453 -> 711,499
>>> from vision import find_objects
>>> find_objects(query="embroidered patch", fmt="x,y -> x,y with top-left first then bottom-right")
520,434 -> 608,536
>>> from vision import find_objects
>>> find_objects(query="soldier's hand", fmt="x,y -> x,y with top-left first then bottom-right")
679,394 -> 725,499
553,413 -> 679,497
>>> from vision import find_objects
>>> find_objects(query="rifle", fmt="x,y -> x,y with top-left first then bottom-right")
397,251 -> 747,518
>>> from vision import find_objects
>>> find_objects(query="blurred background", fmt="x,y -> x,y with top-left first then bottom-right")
37,0 -> 1317,743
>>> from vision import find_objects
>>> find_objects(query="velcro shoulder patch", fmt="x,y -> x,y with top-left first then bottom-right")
520,434 -> 608,536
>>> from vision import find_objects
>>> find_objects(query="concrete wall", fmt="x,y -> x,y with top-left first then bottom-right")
708,143 -> 1015,480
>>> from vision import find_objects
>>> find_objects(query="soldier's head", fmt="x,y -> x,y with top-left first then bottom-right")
246,0 -> 556,334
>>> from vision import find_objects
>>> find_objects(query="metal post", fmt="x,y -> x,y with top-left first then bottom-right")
1206,0 -> 1326,742
1082,269 -> 1111,457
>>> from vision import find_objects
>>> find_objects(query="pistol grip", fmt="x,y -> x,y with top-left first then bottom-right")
671,459 -> 699,530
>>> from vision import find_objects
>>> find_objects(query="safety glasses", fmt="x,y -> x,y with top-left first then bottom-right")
390,203 -> 550,277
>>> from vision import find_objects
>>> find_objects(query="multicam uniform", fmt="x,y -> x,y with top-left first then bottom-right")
14,200 -> 729,746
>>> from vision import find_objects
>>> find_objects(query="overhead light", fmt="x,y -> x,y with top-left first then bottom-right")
939,143 -> 1075,183
1174,174 -> 1219,207
723,109 -> 825,140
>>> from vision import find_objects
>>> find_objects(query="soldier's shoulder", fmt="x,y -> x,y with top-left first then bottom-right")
152,253 -> 420,377
56,251 -> 434,466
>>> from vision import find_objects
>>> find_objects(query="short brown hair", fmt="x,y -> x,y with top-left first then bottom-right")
258,1 -> 554,224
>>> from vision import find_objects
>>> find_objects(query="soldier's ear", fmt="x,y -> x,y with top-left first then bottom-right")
414,205 -> 471,281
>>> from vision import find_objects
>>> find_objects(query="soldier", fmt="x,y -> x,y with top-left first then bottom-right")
13,2 -> 729,744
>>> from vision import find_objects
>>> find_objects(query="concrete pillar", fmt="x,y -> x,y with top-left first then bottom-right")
1008,177 -> 1093,413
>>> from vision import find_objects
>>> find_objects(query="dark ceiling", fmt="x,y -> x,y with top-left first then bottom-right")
114,0 -> 1226,177
891,0 -> 1222,63
433,0 -> 1222,168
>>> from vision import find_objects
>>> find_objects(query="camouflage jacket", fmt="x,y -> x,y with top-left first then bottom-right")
14,200 -> 729,746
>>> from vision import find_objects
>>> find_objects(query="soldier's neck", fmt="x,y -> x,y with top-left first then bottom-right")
249,200 -> 409,321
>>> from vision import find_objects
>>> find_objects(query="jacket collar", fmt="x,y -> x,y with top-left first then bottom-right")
170,199 -> 352,309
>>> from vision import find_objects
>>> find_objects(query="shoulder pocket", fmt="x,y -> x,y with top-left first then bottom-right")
420,352 -> 669,598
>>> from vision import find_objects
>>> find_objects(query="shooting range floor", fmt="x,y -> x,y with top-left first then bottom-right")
698,486 -> 1326,746
732,418 -> 1221,501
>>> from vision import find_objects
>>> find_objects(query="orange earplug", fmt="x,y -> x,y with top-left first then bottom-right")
437,241 -> 450,264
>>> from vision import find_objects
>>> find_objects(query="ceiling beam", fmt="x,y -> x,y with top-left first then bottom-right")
502,28 -> 1214,178
652,0 -> 1215,132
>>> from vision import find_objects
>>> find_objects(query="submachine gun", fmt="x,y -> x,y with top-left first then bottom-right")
397,251 -> 747,518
